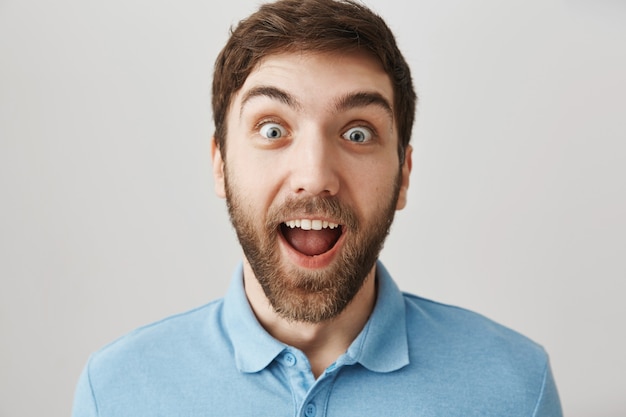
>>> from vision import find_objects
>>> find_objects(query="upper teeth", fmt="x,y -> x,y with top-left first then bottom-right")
284,219 -> 339,231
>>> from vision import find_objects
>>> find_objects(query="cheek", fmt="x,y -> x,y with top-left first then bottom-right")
226,155 -> 284,210
350,157 -> 398,193
342,164 -> 397,222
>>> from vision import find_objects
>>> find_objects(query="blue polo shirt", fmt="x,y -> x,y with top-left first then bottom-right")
72,262 -> 562,416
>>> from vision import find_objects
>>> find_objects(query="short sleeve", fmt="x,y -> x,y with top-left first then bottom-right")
72,359 -> 98,417
532,360 -> 563,417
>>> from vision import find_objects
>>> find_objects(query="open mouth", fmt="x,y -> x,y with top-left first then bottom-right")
279,219 -> 343,256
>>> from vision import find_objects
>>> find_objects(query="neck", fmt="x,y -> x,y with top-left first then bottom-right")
243,261 -> 377,378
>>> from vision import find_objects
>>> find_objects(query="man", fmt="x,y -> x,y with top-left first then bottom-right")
73,0 -> 562,415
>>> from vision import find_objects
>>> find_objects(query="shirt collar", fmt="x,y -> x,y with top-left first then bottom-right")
223,260 -> 409,374
343,261 -> 409,372
223,263 -> 286,373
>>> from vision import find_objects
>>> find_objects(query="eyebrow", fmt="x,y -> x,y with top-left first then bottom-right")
333,91 -> 394,120
239,86 -> 301,117
239,86 -> 393,120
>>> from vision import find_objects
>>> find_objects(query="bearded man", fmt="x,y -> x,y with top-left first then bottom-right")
72,1 -> 562,416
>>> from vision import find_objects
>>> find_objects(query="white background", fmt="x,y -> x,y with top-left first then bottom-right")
1,0 -> 624,416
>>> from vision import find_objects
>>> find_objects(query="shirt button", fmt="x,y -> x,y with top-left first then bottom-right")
283,352 -> 297,366
304,403 -> 316,417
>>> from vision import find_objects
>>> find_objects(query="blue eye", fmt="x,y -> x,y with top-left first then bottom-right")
259,123 -> 286,139
342,127 -> 373,143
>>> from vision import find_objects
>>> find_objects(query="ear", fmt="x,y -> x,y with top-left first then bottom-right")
211,137 -> 226,199
395,145 -> 412,211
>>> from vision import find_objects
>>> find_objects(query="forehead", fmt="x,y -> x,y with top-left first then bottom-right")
231,50 -> 394,115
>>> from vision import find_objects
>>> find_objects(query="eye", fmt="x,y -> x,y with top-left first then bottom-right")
342,126 -> 373,143
259,122 -> 287,140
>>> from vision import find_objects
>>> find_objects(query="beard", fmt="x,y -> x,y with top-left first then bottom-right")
224,170 -> 401,323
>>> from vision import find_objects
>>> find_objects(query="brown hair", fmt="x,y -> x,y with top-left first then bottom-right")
212,0 -> 416,162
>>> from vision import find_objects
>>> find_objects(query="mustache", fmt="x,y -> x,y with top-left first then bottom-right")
266,196 -> 358,230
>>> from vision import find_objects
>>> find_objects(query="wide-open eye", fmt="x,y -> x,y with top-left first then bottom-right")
342,126 -> 373,143
259,122 -> 287,139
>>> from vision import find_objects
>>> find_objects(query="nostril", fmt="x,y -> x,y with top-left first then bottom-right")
295,188 -> 335,197
290,166 -> 340,196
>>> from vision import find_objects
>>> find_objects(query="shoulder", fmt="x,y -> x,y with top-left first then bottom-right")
401,292 -> 550,393
75,298 -> 248,415
403,292 -> 545,354
87,299 -> 226,374
348,290 -> 561,415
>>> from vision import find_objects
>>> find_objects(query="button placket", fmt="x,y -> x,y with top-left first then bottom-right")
304,402 -> 317,417
284,352 -> 297,367
279,348 -> 332,417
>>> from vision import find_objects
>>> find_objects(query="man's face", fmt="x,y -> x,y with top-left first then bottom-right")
212,51 -> 411,323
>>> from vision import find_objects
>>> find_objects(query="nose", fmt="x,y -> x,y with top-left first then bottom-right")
288,130 -> 340,197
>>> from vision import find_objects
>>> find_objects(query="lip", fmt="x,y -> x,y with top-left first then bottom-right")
277,222 -> 346,269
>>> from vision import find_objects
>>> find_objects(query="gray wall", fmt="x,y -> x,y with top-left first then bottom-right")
1,0 -> 624,416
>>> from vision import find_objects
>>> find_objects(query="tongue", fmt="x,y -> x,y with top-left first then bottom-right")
282,226 -> 340,256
